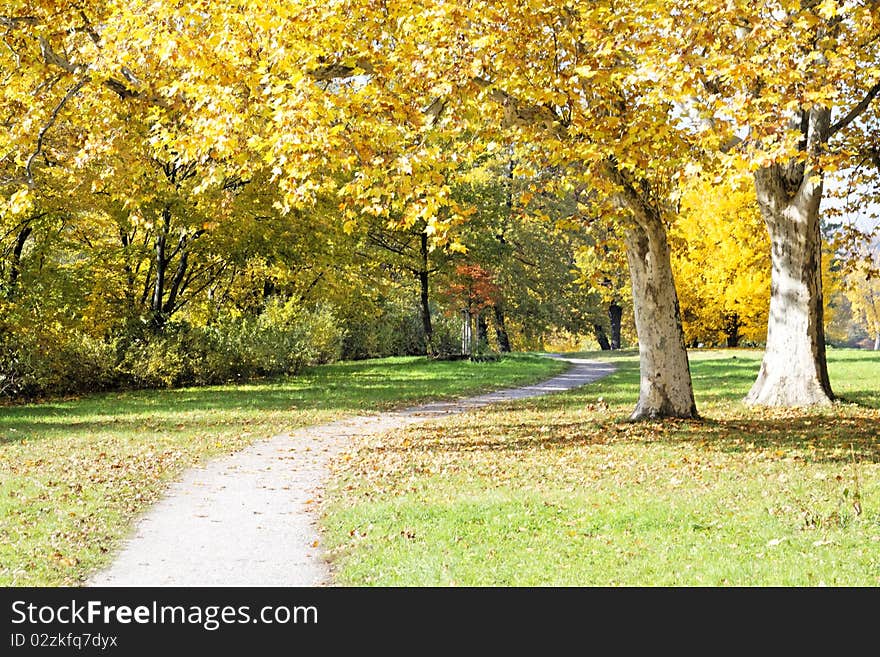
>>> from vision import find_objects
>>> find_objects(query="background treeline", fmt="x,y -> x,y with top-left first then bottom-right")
3,1 -> 879,402
0,156 -> 618,398
3,147 -> 876,400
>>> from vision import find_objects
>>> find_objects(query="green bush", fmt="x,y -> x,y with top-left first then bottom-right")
338,297 -> 462,360
0,297 -> 346,398
119,322 -> 211,388
339,299 -> 423,359
119,300 -> 344,389
431,312 -> 463,357
0,304 -> 119,398
251,298 -> 343,371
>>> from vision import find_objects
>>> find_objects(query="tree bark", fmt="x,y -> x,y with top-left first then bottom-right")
150,206 -> 171,329
607,160 -> 697,420
493,304 -> 512,352
594,323 -> 611,350
476,312 -> 488,345
874,332 -> 879,351
724,313 -> 740,348
163,249 -> 189,316
608,302 -> 622,349
746,158 -> 834,406
419,232 -> 434,356
6,225 -> 32,300
624,221 -> 698,420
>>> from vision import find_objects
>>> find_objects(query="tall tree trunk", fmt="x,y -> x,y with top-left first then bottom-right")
624,221 -> 698,420
594,324 -> 611,350
476,312 -> 488,345
163,250 -> 189,316
150,206 -> 171,329
419,232 -> 434,356
874,332 -> 880,351
151,237 -> 166,328
608,161 -> 697,420
746,159 -> 834,406
493,304 -> 512,353
608,302 -> 622,349
724,313 -> 740,348
6,225 -> 32,300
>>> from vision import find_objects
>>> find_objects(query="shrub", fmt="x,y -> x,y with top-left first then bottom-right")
1,297 -> 344,398
118,300 -> 344,388
119,322 -> 210,388
338,297 -> 462,360
0,303 -> 119,398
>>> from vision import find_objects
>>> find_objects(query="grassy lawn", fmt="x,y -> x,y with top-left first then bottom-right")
0,353 -> 565,586
323,348 -> 880,586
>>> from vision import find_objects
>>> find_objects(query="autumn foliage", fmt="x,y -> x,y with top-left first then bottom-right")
671,175 -> 771,347
440,264 -> 500,315
1,1 -> 879,409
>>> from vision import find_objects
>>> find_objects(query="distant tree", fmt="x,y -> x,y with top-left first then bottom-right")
671,175 -> 770,347
844,247 -> 880,350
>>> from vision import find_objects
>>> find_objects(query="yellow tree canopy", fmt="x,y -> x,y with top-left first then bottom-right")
672,175 -> 770,346
844,247 -> 880,345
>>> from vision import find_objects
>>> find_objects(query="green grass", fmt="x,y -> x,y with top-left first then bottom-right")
323,348 -> 880,586
0,353 -> 566,586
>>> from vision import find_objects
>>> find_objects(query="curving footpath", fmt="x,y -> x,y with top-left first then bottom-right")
88,355 -> 615,587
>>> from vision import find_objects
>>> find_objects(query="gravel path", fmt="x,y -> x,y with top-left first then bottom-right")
87,356 -> 615,587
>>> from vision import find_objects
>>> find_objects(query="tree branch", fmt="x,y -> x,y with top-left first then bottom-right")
24,76 -> 88,183
473,76 -> 566,132
309,58 -> 374,81
0,16 -> 38,28
829,80 -> 880,137
78,10 -> 102,48
297,271 -> 325,303
37,35 -> 145,100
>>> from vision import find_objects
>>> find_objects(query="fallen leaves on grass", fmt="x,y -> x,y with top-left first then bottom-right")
324,364 -> 880,585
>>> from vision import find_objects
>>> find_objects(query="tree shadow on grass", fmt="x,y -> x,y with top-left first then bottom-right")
369,349 -> 880,465
370,404 -> 879,468
837,389 -> 880,408
690,358 -> 761,404
663,414 -> 880,464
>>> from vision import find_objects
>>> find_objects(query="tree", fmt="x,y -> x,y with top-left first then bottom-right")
655,0 -> 880,405
295,2 -> 702,419
355,217 -> 447,356
445,4 -> 700,418
453,155 -> 610,352
438,263 -> 499,353
844,246 -> 880,349
574,220 -> 633,351
671,174 -> 770,347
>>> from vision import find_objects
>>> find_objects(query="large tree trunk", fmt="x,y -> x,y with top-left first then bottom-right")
608,302 -> 622,349
746,161 -> 834,406
874,333 -> 880,351
493,304 -> 512,353
624,221 -> 698,420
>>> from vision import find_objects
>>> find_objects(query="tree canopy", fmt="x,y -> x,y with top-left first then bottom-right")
2,1 -> 878,413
